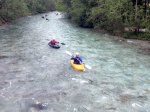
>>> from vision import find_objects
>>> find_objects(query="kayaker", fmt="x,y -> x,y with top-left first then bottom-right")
42,16 -> 44,18
46,18 -> 49,21
49,38 -> 59,45
71,52 -> 83,64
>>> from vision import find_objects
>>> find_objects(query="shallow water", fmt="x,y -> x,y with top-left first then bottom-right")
0,11 -> 150,112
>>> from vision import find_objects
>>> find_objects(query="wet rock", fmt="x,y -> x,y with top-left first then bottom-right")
30,107 -> 36,112
104,104 -> 117,111
28,78 -> 35,82
88,79 -> 93,84
120,91 -> 134,102
138,48 -> 150,55
127,40 -> 133,43
18,79 -> 27,83
0,56 -> 9,59
0,19 -> 7,25
137,90 -> 148,100
59,91 -> 68,96
31,100 -> 47,110
105,107 -> 117,112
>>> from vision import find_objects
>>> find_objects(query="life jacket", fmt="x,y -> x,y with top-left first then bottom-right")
74,57 -> 80,64
50,40 -> 58,45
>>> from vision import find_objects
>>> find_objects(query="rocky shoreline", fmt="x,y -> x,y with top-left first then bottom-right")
94,29 -> 150,55
114,37 -> 150,55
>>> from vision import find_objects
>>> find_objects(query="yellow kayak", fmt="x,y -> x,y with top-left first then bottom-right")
70,60 -> 84,71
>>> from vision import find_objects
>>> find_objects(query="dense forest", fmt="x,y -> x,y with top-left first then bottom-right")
56,0 -> 150,39
0,0 -> 55,24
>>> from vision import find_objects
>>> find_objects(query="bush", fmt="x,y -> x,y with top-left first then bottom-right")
123,32 -> 150,40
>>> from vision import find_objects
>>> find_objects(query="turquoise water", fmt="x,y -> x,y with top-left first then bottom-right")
0,11 -> 150,112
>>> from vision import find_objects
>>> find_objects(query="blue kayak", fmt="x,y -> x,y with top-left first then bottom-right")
48,43 -> 60,49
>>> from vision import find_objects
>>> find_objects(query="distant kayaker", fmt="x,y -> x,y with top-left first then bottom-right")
71,52 -> 83,64
49,38 -> 59,45
46,18 -> 49,21
42,16 -> 44,19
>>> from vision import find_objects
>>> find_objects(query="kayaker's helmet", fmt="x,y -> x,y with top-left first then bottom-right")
53,38 -> 55,40
35,100 -> 41,104
76,52 -> 79,57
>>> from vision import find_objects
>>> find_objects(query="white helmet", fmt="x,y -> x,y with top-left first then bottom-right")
76,52 -> 79,55
53,38 -> 55,40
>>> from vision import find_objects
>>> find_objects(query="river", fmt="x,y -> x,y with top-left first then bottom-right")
0,11 -> 150,112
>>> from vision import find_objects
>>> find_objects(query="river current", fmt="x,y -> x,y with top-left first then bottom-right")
0,11 -> 150,112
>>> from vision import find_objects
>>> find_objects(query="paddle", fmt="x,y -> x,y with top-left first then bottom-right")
65,51 -> 92,69
46,39 -> 65,45
60,42 -> 65,45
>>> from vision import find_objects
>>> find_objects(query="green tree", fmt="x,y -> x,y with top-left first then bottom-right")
0,0 -> 56,23
56,0 -> 150,35
0,0 -> 29,21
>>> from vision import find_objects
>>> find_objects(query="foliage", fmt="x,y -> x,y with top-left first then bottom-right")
56,0 -> 150,36
0,0 -> 29,20
123,32 -> 150,40
56,0 -> 71,11
25,0 -> 55,13
0,0 -> 56,22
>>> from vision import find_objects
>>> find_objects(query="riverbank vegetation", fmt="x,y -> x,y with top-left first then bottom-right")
0,0 -> 55,25
1,0 -> 150,40
56,0 -> 150,40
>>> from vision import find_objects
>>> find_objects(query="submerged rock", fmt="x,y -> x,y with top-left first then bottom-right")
31,100 -> 47,110
0,56 -> 9,59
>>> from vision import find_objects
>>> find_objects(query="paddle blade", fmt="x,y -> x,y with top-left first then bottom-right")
61,43 -> 65,45
85,64 -> 92,69
65,51 -> 72,56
